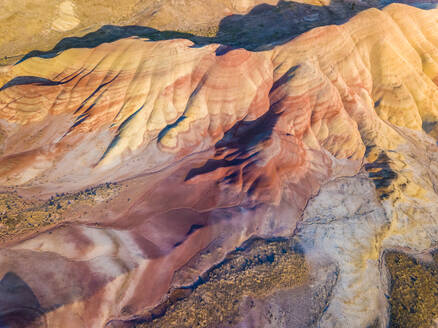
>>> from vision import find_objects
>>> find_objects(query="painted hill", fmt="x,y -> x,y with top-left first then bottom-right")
1,1 -> 438,328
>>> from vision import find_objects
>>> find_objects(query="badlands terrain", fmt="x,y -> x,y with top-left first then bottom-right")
1,0 -> 438,327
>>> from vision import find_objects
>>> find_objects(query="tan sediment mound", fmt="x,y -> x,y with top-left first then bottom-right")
0,3 -> 438,328
51,1 -> 81,32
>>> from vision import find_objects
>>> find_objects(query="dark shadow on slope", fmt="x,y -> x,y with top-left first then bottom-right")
213,0 -> 378,51
184,109 -> 280,182
0,272 -> 46,328
0,76 -> 65,91
364,150 -> 398,199
184,64 -> 298,182
16,26 -> 207,64
15,0 -> 436,66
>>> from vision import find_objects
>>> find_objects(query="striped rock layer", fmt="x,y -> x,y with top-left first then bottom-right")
1,3 -> 438,328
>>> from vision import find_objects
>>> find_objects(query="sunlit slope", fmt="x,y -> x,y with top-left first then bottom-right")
1,3 -> 438,328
